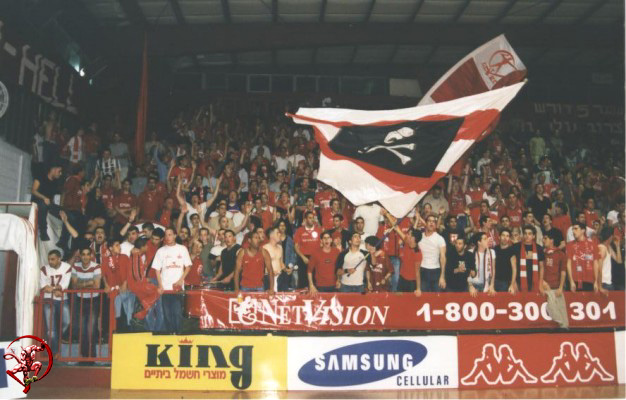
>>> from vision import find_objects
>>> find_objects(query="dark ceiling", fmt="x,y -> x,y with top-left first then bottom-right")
3,0 -> 624,79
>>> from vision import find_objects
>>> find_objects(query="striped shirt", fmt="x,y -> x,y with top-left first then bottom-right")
96,157 -> 121,177
71,261 -> 101,298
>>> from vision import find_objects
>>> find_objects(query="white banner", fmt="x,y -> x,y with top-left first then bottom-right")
287,336 -> 458,390
0,341 -> 27,398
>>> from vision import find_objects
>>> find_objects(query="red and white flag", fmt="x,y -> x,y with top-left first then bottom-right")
289,82 -> 525,218
419,35 -> 527,105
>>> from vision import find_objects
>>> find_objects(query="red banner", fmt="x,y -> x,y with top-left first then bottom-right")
185,290 -> 624,331
458,333 -> 618,388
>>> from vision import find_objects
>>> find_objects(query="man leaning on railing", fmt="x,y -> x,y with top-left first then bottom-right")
39,249 -> 72,357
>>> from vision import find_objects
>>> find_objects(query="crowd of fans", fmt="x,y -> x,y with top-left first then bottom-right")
31,98 -> 625,358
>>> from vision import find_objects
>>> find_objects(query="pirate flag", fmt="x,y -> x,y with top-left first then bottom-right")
289,82 -> 525,218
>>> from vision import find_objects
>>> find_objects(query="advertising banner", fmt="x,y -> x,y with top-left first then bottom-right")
186,290 -> 624,331
458,333 -> 617,389
287,336 -> 457,390
111,333 -> 287,391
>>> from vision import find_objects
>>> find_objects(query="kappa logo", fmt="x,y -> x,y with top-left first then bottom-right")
541,342 -> 614,383
481,50 -> 518,85
461,344 -> 537,385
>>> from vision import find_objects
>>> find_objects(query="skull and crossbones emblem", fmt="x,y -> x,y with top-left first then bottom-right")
357,126 -> 416,165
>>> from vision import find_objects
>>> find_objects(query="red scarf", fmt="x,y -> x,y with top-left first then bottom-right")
128,253 -> 160,320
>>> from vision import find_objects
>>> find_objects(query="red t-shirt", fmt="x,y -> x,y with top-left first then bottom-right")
543,248 -> 566,289
294,225 -> 322,256
465,187 -> 484,223
376,225 -> 401,257
114,192 -> 137,224
145,240 -> 160,280
170,166 -> 193,186
240,250 -> 265,288
138,190 -> 164,222
185,257 -> 204,286
101,253 -> 129,288
369,252 -> 393,292
314,190 -> 335,209
63,175 -> 83,211
566,238 -> 599,287
101,187 -> 116,209
584,209 -> 599,228
448,191 -> 466,217
499,205 -> 524,228
553,214 -> 572,240
399,246 -> 422,281
308,247 -> 340,287
321,208 -> 347,231
255,209 -> 274,231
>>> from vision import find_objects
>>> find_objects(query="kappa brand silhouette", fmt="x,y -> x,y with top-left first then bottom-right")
461,344 -> 537,385
541,342 -> 614,383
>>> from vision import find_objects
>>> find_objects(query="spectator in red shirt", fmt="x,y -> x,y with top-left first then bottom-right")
393,227 -> 423,296
168,155 -> 194,189
321,198 -> 346,230
294,211 -> 322,289
184,240 -> 205,287
566,221 -> 601,292
113,179 -> 137,229
308,231 -> 340,293
138,175 -> 165,222
584,198 -> 600,228
540,231 -> 569,328
552,202 -> 572,241
102,239 -> 135,332
499,192 -> 524,228
365,236 -> 393,292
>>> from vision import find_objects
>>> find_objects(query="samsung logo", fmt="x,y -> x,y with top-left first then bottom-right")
298,340 -> 427,386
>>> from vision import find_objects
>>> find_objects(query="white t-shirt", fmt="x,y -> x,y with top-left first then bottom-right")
274,156 -> 289,172
566,226 -> 595,242
607,210 -> 619,226
121,241 -> 134,257
338,249 -> 367,286
152,243 -> 192,290
468,249 -> 496,287
40,262 -> 72,300
418,232 -> 446,270
353,204 -> 383,237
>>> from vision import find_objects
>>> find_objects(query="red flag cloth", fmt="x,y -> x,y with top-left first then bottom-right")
127,252 -> 159,319
134,34 -> 148,166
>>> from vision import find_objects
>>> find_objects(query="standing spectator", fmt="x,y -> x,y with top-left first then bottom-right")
353,202 -> 383,238
583,198 -> 600,228
152,228 -> 192,334
109,133 -> 130,180
307,231 -> 340,293
138,175 -> 165,222
95,149 -> 121,181
499,192 -> 524,228
211,230 -> 241,291
515,225 -> 545,292
40,250 -> 72,356
336,232 -> 368,293
364,236 -> 393,292
551,203 -> 572,242
566,212 -> 595,242
422,185 -> 449,215
101,239 -> 135,332
529,130 -> 546,165
527,184 -> 551,220
234,231 -> 274,294
522,211 -> 543,245
494,228 -> 518,293
445,237 -> 475,293
393,228 -> 423,295
597,227 -> 618,292
113,179 -> 137,233
294,211 -> 322,289
63,128 -> 85,167
468,232 -> 496,295
84,123 -> 101,180
263,227 -> 288,291
71,246 -> 101,361
539,230 -> 568,328
31,163 -> 64,241
542,214 -> 565,250
60,164 -> 91,251
417,215 -> 447,292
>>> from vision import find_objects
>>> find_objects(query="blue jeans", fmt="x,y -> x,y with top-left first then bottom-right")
241,286 -> 264,292
76,295 -> 101,358
494,280 -> 510,292
318,286 -> 336,293
43,298 -> 70,355
420,268 -> 441,292
161,293 -> 183,334
602,283 -> 614,291
114,291 -> 136,325
340,284 -> 364,293
390,256 -> 401,292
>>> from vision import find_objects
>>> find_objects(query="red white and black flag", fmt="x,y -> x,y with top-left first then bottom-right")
289,82 -> 525,218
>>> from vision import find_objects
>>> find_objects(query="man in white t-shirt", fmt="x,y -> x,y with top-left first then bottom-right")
40,249 -> 72,355
152,228 -> 192,333
418,215 -> 447,292
336,232 -> 369,292
353,202 -> 383,237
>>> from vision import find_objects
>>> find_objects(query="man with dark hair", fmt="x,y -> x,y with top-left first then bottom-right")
540,230 -> 568,328
234,231 -> 274,295
552,202 -> 571,239
566,211 -> 595,243
138,175 -> 164,222
331,214 -> 351,250
469,232 -> 496,296
336,232 -> 369,293
522,210 -> 543,245
294,211 -> 322,288
494,228 -> 518,293
542,214 -> 565,250
40,249 -> 72,356
514,224 -> 545,292
527,183 -> 551,220
70,245 -> 101,361
113,178 -> 137,232
127,238 -> 163,330
566,221 -> 601,292
365,235 -> 393,292
211,230 -> 241,291
102,238 -> 135,332
31,163 -> 63,241
308,231 -> 341,293
445,237 -> 475,293
418,215 -> 447,291
499,192 -> 523,228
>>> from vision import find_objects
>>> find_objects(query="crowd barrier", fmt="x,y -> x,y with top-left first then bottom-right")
34,289 -> 116,362
185,290 -> 625,331
111,331 -> 626,391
